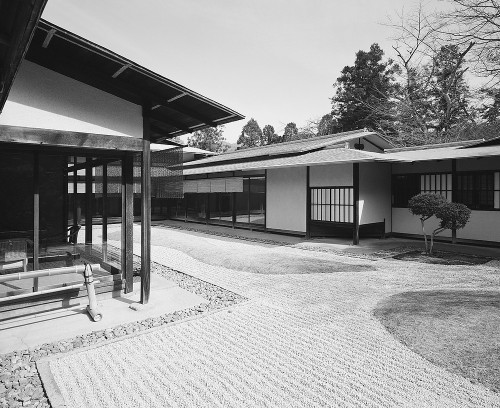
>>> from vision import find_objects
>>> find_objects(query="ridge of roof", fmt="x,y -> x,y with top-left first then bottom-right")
384,139 -> 483,153
182,147 -> 388,175
182,129 -> 377,168
228,129 -> 376,155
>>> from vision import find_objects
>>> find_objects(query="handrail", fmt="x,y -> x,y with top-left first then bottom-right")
0,263 -> 103,321
0,264 -> 101,283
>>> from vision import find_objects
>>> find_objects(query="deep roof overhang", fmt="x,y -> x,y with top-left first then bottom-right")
0,0 -> 48,113
24,20 -> 244,143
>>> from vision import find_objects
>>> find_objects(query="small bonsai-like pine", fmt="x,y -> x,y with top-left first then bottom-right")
430,202 -> 471,254
408,193 -> 447,253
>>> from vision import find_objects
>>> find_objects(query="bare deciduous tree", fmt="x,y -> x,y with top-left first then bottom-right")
441,0 -> 500,84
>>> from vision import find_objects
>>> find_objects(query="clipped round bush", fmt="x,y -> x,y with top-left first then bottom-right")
435,202 -> 471,230
408,193 -> 447,219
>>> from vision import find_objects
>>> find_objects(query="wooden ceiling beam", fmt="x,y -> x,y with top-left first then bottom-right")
0,125 -> 143,151
155,131 -> 185,144
150,117 -> 190,134
112,63 -> 131,79
66,157 -> 119,172
167,92 -> 187,102
41,28 -> 56,48
213,114 -> 236,123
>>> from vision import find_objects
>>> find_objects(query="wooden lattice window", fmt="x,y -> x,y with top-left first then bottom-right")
311,187 -> 354,223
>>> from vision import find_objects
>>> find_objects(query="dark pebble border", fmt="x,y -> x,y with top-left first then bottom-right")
154,222 -> 298,247
0,261 -> 247,408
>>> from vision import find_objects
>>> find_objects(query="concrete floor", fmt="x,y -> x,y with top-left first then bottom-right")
0,273 -> 207,354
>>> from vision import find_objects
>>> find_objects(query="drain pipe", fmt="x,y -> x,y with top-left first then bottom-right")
83,263 -> 103,322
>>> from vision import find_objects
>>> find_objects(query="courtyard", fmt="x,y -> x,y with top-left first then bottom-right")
11,224 -> 497,407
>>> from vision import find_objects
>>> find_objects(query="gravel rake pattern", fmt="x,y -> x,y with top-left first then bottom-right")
44,234 -> 500,408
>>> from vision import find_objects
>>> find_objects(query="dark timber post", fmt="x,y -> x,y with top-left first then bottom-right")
451,159 -> 457,244
141,106 -> 152,304
63,160 -> 68,240
306,166 -> 311,239
33,152 -> 40,291
121,155 -> 134,293
353,163 -> 360,245
85,158 -> 93,245
232,192 -> 236,227
102,163 -> 108,262
264,169 -> 267,230
73,156 -> 78,227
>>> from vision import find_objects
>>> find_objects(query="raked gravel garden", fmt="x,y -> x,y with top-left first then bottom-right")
2,225 -> 500,407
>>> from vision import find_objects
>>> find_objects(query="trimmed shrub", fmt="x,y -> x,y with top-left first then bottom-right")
408,193 -> 447,253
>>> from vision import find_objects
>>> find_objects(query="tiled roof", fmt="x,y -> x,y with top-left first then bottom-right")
384,139 -> 482,153
182,130 -> 390,168
383,145 -> 500,162
183,148 -> 392,175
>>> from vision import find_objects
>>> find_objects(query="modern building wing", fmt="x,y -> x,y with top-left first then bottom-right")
168,131 -> 500,246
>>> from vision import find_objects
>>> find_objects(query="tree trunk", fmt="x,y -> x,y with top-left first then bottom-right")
421,219 -> 428,253
430,228 -> 446,255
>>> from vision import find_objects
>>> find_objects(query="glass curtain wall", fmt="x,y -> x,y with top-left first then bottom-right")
0,151 -> 124,301
169,175 -> 266,227
235,176 -> 265,225
209,193 -> 233,225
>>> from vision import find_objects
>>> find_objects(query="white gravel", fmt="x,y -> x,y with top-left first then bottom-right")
47,227 -> 500,408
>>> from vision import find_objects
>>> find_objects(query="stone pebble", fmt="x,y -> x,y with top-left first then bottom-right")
0,261 -> 247,408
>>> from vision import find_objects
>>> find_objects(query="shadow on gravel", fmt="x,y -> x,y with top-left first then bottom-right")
374,290 -> 500,394
206,253 -> 376,275
108,229 -> 376,275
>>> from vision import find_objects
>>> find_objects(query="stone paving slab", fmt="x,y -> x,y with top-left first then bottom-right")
36,227 -> 500,407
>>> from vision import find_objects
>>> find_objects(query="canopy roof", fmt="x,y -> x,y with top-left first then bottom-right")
383,144 -> 500,162
183,147 -> 393,175
1,6 -> 244,144
23,20 -> 244,143
0,0 -> 48,113
183,130 -> 393,170
183,134 -> 500,175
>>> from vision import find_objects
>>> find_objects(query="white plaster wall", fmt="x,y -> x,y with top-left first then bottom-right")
457,211 -> 500,242
392,208 -> 452,238
310,163 -> 352,187
0,60 -> 143,137
266,167 -> 307,233
359,163 -> 391,231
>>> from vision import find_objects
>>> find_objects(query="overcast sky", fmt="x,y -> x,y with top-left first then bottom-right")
42,0 -> 446,144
